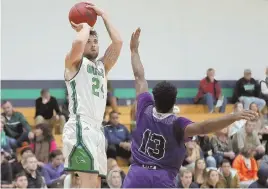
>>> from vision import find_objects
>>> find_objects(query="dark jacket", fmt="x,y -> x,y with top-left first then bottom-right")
196,136 -> 213,158
2,111 -> 31,138
194,77 -> 221,103
233,77 -> 260,102
177,181 -> 199,188
35,96 -> 61,119
25,170 -> 45,188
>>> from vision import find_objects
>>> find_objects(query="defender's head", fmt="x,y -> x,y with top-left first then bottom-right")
152,81 -> 177,113
84,30 -> 99,60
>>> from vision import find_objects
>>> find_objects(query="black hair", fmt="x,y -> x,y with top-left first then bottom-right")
90,30 -> 98,37
49,149 -> 63,161
20,147 -> 33,156
152,81 -> 177,113
14,172 -> 27,181
220,159 -> 231,166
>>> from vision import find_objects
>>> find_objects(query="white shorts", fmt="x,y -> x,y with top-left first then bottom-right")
62,117 -> 107,178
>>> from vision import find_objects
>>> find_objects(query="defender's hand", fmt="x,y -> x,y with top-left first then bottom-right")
130,28 -> 141,53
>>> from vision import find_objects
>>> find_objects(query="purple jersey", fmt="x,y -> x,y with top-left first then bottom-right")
123,92 -> 192,188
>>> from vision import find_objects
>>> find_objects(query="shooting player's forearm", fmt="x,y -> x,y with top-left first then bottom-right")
102,13 -> 122,44
131,52 -> 145,79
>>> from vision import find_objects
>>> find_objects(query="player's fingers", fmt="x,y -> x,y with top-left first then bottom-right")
70,21 -> 77,28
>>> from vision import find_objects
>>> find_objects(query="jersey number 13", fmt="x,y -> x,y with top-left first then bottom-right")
139,129 -> 166,160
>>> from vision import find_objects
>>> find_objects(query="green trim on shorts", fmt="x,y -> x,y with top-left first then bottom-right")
64,168 -> 99,174
67,115 -> 95,172
99,174 -> 106,179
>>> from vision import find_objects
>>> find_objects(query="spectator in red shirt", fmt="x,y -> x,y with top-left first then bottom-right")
194,68 -> 227,113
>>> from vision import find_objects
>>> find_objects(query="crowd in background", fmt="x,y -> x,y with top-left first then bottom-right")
1,67 -> 268,188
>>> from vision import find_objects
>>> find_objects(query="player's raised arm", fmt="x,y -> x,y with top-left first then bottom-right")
184,110 -> 258,138
130,28 -> 148,96
65,22 -> 91,69
86,3 -> 123,74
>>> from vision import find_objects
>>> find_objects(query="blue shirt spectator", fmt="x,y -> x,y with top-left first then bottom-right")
42,150 -> 66,188
104,112 -> 131,145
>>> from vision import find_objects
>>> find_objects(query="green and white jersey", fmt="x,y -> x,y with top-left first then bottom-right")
65,57 -> 107,124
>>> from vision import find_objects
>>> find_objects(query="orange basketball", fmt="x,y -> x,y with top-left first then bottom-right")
69,2 -> 97,27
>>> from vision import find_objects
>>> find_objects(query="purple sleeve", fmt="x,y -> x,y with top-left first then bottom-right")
136,92 -> 154,121
173,117 -> 194,143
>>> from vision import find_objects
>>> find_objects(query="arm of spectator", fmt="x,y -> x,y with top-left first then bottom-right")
18,112 -> 31,132
35,99 -> 41,117
42,168 -> 59,186
52,97 -> 61,115
254,80 -> 261,97
49,140 -> 57,152
260,80 -> 268,95
124,125 -> 131,141
215,82 -> 222,99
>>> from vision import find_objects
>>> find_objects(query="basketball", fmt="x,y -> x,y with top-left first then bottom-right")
69,2 -> 97,27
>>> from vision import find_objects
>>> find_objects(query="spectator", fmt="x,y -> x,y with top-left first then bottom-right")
232,120 -> 265,157
42,150 -> 66,188
23,154 -> 46,188
232,146 -> 258,188
1,149 -> 13,186
12,147 -> 34,178
228,102 -> 246,138
106,81 -> 119,113
107,169 -> 122,189
183,139 -> 203,171
1,116 -> 14,153
177,168 -> 199,188
260,67 -> 268,105
1,101 -> 31,148
29,123 -> 57,166
218,159 -> 240,188
233,69 -> 266,110
107,158 -> 126,181
61,90 -> 69,122
201,169 -> 221,188
194,68 -> 227,113
193,159 -> 206,187
196,135 -> 216,168
248,166 -> 268,188
249,102 -> 268,140
35,89 -> 65,134
14,172 -> 28,189
211,131 -> 235,167
105,111 -> 131,161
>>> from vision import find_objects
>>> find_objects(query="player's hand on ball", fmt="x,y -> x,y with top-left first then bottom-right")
85,2 -> 105,16
233,110 -> 258,121
70,22 -> 90,32
130,28 -> 141,53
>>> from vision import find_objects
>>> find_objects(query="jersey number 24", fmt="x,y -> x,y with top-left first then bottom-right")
139,129 -> 166,160
92,77 -> 104,98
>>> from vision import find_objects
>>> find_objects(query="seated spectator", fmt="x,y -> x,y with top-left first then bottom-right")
228,102 -> 246,138
1,116 -> 14,153
1,149 -> 13,186
260,155 -> 268,169
107,169 -> 122,189
218,159 -> 240,188
107,158 -> 126,180
107,81 -> 119,112
196,135 -> 216,168
23,154 -> 46,188
42,150 -> 66,188
232,146 -> 258,188
12,147 -> 33,178
35,89 -> 65,134
28,123 -> 57,166
232,120 -> 265,158
211,131 -> 235,167
248,165 -> 268,188
194,68 -> 227,113
233,69 -> 266,110
183,139 -> 203,171
201,169 -> 221,188
1,101 -> 31,148
13,172 -> 28,189
105,111 -> 131,161
260,67 -> 268,105
130,101 -> 136,133
177,168 -> 199,188
61,90 -> 69,122
193,159 -> 206,187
